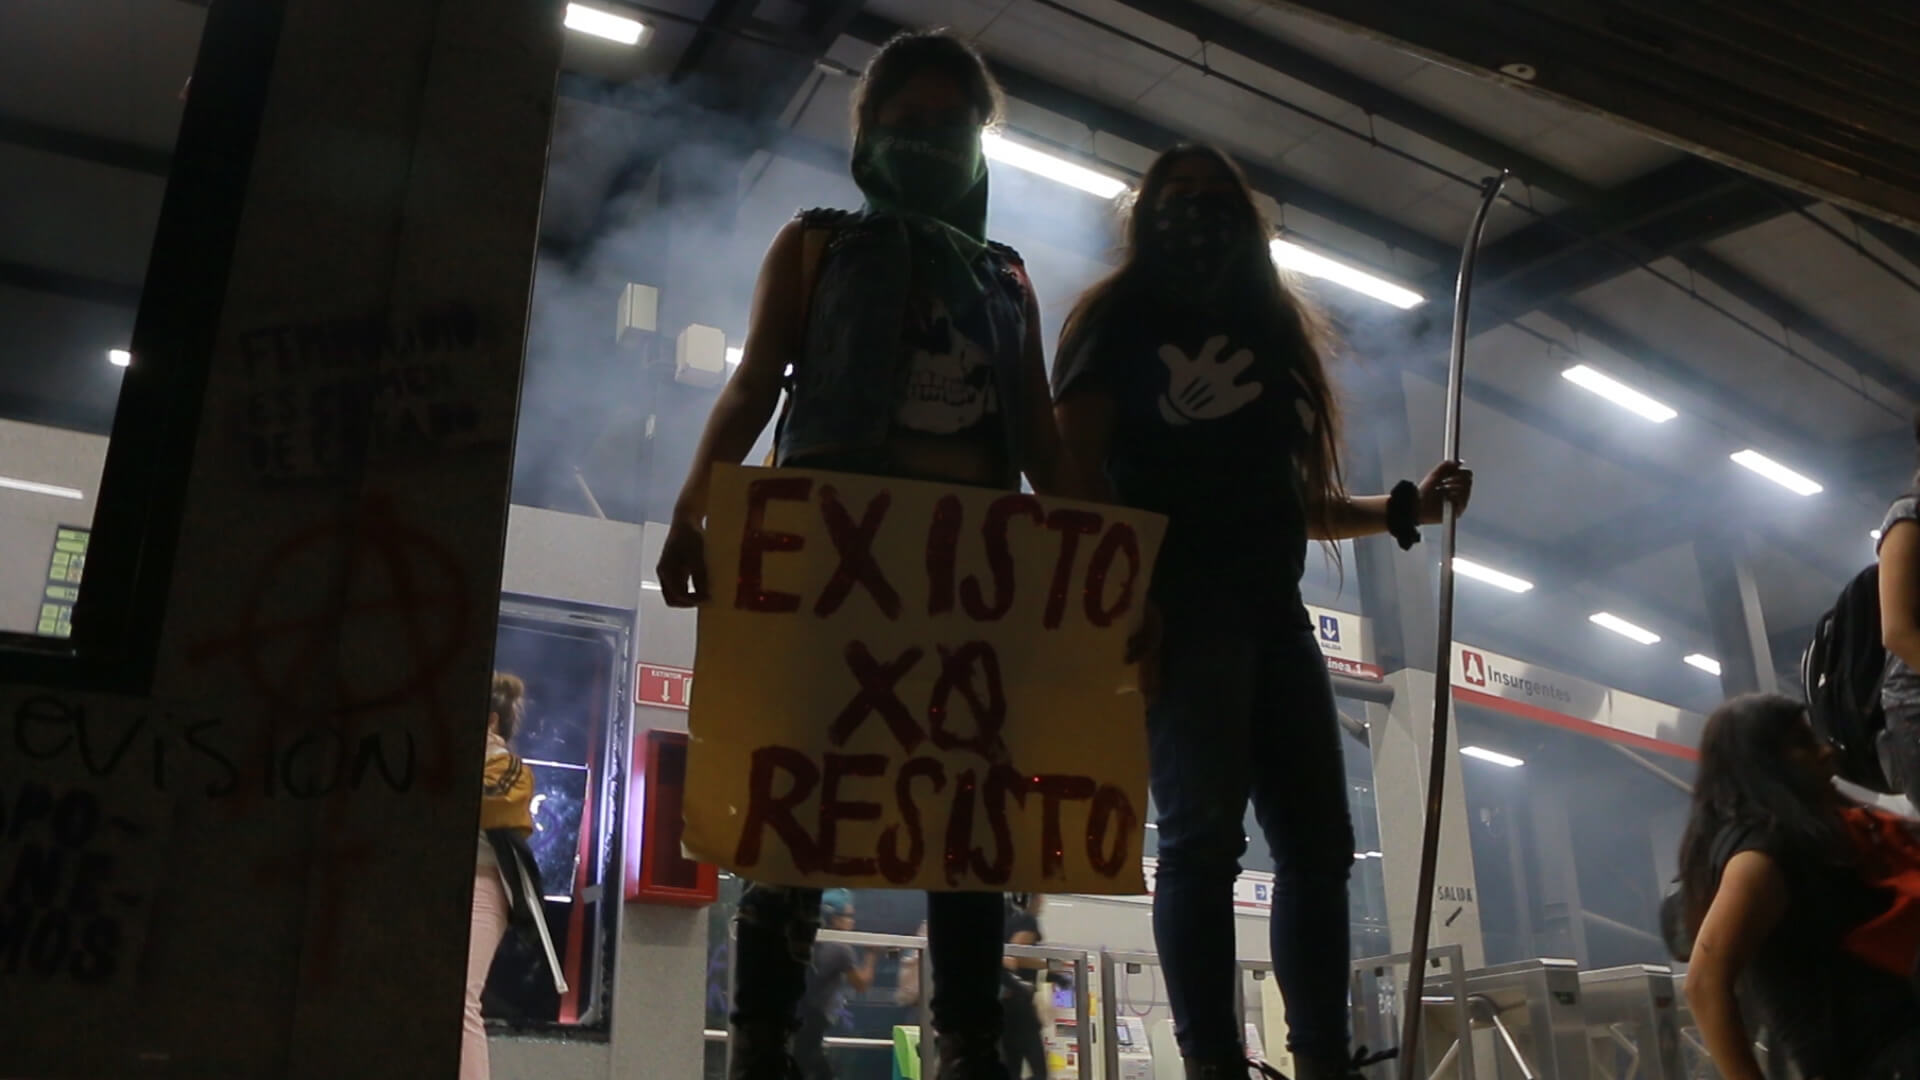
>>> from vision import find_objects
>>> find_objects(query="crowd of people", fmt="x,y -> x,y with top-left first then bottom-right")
462,23 -> 1920,1080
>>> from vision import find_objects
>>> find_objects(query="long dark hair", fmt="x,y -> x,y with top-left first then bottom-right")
1676,693 -> 1853,932
1059,144 -> 1346,539
850,29 -> 1003,143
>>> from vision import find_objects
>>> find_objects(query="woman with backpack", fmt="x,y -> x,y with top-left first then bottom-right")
655,28 -> 1078,1080
1051,144 -> 1470,1080
1679,693 -> 1920,1080
1879,413 -> 1920,808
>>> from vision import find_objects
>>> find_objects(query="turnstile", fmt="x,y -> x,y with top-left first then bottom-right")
1421,959 -> 1590,1080
1348,946 -> 1476,1080
1579,966 -> 1683,1080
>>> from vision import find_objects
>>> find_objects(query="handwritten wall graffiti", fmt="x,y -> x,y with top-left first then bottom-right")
0,710 -> 171,988
188,495 -> 469,795
171,494 -> 481,983
9,694 -> 416,800
234,303 -> 504,483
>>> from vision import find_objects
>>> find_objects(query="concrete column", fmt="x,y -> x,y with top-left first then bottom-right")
1694,534 -> 1777,696
0,1 -> 564,1077
1349,369 -> 1487,970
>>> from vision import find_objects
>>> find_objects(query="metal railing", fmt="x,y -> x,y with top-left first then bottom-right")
718,927 -> 1096,1079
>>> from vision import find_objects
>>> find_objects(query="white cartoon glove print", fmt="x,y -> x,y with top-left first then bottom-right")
1157,335 -> 1264,426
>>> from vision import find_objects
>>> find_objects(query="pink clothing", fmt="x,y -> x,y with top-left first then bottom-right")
462,867 -> 510,1080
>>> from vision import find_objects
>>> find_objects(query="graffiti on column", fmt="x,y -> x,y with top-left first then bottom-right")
175,494 -> 477,981
233,302 -> 503,483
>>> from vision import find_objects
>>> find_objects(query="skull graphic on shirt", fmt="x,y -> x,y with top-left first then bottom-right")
896,297 -> 998,435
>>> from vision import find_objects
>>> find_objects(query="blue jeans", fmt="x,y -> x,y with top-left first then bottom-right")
1149,624 -> 1355,1064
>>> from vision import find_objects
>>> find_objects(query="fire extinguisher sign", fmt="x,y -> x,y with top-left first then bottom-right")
636,663 -> 695,710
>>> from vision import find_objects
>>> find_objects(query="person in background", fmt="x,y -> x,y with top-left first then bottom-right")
464,673 -> 534,1080
1052,144 -> 1469,1080
657,26 -> 1082,1080
794,890 -> 878,1080
1679,693 -> 1920,1080
895,919 -> 930,1009
1001,894 -> 1050,1079
1877,412 -> 1920,809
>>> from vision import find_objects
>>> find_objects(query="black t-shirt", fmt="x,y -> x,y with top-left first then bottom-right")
1054,298 -> 1317,631
801,941 -> 857,1022
1006,909 -> 1042,988
1714,824 -> 1918,1079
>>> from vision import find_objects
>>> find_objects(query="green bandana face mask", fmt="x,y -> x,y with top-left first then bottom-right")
853,125 -> 987,228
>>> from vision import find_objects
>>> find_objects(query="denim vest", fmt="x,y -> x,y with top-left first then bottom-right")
774,208 -> 1031,489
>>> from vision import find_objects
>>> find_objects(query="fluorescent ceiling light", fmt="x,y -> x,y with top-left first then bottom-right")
0,476 -> 83,500
1270,238 -> 1425,309
564,3 -> 646,45
1560,364 -> 1675,422
641,581 -> 663,591
107,349 -> 131,368
981,132 -> 1127,200
1731,449 -> 1821,496
1872,529 -> 1884,542
1684,653 -> 1722,676
1590,612 -> 1660,645
725,346 -> 743,368
1453,557 -> 1534,594
1461,745 -> 1524,768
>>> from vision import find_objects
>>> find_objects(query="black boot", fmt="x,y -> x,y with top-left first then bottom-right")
726,884 -> 820,1080
727,1022 -> 800,1080
934,1030 -> 1010,1080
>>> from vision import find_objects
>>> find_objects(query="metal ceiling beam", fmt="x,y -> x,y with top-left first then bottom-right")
847,11 -> 1455,268
1266,0 -> 1920,231
0,260 -> 140,308
668,0 -> 757,84
0,388 -> 117,436
1456,504 -> 1712,646
0,112 -> 171,176
1680,249 -> 1920,403
1848,210 -> 1920,273
1107,0 -> 1598,203
1449,159 -> 1798,314
1540,301 -> 1822,461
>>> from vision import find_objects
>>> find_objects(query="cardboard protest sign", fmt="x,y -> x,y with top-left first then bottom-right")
684,465 -> 1165,894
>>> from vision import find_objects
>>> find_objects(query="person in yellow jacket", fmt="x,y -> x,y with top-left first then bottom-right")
464,673 -> 567,1080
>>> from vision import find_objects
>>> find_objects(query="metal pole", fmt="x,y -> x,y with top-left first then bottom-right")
919,943 -> 934,1080
1075,953 -> 1092,1080
1101,949 -> 1122,1080
1397,170 -> 1509,1080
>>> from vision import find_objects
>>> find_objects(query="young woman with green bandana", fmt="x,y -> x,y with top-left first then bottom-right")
657,29 -> 1076,1080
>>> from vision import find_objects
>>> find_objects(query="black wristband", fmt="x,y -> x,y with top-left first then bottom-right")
1387,481 -> 1422,551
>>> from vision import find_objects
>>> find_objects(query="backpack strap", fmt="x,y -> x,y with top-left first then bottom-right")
763,222 -> 832,467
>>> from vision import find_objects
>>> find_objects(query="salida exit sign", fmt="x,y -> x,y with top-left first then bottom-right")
636,663 -> 693,710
